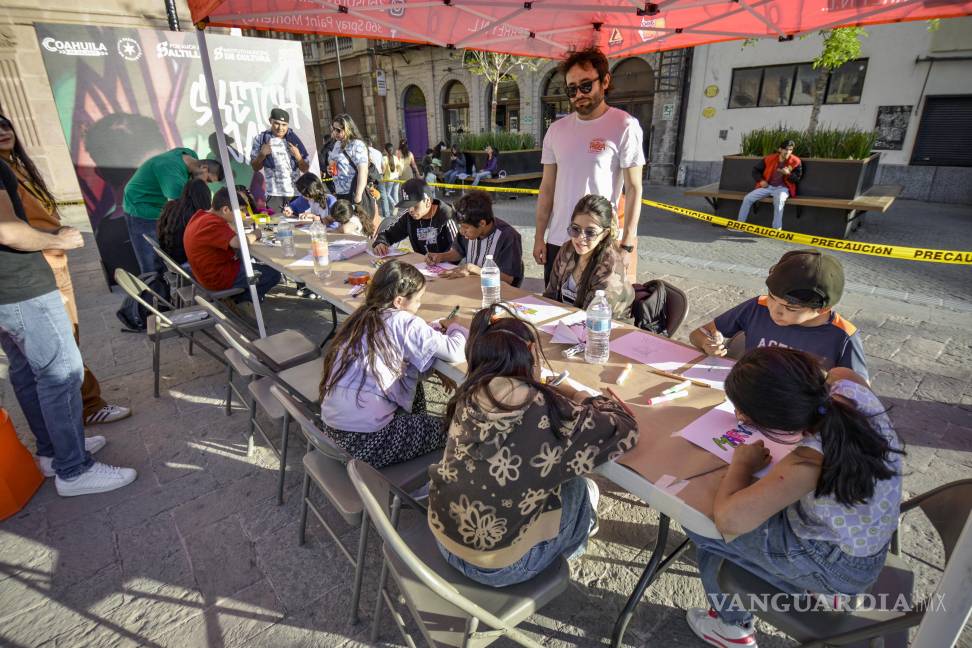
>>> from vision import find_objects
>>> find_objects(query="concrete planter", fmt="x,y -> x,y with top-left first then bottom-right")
719,153 -> 880,199
461,148 -> 542,175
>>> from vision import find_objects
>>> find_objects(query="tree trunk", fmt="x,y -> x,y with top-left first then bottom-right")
490,79 -> 500,132
806,68 -> 829,143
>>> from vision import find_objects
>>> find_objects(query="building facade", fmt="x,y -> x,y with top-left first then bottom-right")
679,18 -> 972,204
0,0 -> 195,200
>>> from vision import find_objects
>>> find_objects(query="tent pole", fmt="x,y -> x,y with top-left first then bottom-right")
195,27 -> 268,338
334,36 -> 347,111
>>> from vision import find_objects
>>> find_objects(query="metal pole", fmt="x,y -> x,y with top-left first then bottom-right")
334,37 -> 347,111
196,27 -> 268,338
164,0 -> 180,31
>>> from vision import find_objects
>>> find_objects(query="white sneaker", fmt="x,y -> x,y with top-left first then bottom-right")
686,608 -> 758,648
84,404 -> 132,425
55,462 -> 137,497
35,436 -> 106,478
583,477 -> 601,537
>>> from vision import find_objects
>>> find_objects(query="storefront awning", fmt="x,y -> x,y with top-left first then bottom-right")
190,0 -> 972,59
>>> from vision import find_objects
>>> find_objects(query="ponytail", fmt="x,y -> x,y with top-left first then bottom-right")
725,348 -> 903,507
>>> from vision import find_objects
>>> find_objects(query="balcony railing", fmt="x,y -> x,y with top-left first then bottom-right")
302,36 -> 354,62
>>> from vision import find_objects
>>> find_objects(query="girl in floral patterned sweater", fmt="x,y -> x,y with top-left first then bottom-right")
427,304 -> 638,587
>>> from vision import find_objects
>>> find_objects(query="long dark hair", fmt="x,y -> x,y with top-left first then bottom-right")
445,304 -> 569,432
329,198 -> 374,237
0,113 -> 57,211
568,194 -> 617,307
157,179 -> 212,256
319,261 -> 425,403
295,172 -> 327,203
725,347 -> 903,507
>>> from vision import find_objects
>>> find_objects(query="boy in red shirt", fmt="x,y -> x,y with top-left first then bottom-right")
184,187 -> 281,302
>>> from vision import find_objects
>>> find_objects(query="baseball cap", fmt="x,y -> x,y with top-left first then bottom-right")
269,108 -> 290,123
396,178 -> 430,209
765,250 -> 844,309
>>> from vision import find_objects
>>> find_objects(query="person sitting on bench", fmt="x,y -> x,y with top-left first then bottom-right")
737,139 -> 803,231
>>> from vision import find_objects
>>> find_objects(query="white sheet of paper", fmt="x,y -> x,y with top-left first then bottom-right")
366,245 -> 407,258
676,400 -> 799,476
680,356 -> 736,390
505,295 -> 572,325
289,254 -> 316,268
540,311 -> 619,344
610,330 -> 704,372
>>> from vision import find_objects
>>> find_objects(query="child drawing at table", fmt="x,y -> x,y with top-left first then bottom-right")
285,172 -> 336,221
318,260 -> 467,468
428,304 -> 638,587
328,198 -> 372,237
683,347 -> 903,648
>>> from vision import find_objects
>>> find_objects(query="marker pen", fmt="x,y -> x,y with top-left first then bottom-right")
662,380 -> 691,395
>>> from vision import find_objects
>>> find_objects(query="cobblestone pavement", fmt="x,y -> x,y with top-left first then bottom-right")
0,202 -> 970,648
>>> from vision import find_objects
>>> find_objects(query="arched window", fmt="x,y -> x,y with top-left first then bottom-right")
541,70 -> 570,136
486,79 -> 521,132
442,81 -> 470,145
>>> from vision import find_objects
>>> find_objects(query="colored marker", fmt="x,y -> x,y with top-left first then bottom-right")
446,305 -> 461,320
662,380 -> 691,395
645,390 -> 690,407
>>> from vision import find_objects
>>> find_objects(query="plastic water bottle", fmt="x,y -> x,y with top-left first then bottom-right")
277,219 -> 296,257
309,220 -> 330,279
584,290 -> 612,365
480,254 -> 501,308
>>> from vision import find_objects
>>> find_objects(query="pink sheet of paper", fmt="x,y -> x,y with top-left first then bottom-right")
680,356 -> 736,390
609,330 -> 703,372
676,401 -> 799,474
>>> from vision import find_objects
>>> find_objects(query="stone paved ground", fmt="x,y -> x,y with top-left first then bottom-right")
1,196 -> 970,648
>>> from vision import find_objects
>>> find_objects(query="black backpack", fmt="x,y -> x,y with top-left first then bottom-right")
116,271 -> 171,332
631,280 -> 670,336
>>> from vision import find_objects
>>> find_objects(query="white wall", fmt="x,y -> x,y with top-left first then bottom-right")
682,19 -> 972,166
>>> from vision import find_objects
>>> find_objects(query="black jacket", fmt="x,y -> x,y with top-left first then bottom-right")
374,200 -> 458,255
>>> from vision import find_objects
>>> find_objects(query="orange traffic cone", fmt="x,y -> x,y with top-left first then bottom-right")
0,409 -> 44,520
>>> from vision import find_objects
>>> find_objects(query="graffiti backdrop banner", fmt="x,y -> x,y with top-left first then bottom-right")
35,23 -> 318,284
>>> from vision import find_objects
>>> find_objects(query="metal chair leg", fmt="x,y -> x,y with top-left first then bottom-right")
153,337 -> 161,398
277,411 -> 290,505
247,395 -> 258,457
349,519 -> 370,625
225,364 -> 234,416
188,331 -> 195,356
298,471 -> 311,546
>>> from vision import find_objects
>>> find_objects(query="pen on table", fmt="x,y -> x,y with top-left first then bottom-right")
605,387 -> 636,419
662,379 -> 692,395
446,304 -> 460,320
616,363 -> 632,386
644,390 -> 690,407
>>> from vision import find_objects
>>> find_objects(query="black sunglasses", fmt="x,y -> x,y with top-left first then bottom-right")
565,79 -> 597,98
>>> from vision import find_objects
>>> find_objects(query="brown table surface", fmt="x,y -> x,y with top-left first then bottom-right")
251,230 -> 728,537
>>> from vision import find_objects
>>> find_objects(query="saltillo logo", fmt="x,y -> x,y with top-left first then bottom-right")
389,0 -> 405,18
41,37 -> 108,57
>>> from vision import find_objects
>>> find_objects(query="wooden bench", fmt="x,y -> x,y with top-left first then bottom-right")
684,182 -> 902,239
476,172 -> 542,199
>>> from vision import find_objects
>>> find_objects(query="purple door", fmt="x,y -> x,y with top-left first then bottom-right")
404,108 -> 429,157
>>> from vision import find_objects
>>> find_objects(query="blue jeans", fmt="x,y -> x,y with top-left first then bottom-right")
471,171 -> 492,186
443,170 -> 461,186
124,213 -> 162,274
0,291 -> 92,479
738,186 -> 789,230
439,477 -> 594,588
231,261 -> 281,303
686,511 -> 888,627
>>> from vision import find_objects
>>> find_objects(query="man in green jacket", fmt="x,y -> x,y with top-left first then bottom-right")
123,148 -> 222,273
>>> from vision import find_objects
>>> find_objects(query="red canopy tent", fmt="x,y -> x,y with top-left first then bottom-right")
189,0 -> 972,59
186,0 -> 972,338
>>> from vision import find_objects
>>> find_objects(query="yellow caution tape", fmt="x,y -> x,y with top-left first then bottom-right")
376,179 -> 972,265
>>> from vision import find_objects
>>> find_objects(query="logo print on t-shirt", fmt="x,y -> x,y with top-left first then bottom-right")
589,138 -> 606,154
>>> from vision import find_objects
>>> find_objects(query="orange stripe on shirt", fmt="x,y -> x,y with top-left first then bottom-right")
830,312 -> 858,336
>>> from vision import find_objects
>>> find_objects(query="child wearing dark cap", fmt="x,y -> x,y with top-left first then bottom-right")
689,250 -> 868,380
372,178 -> 457,256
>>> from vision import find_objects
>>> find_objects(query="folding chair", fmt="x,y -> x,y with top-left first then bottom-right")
114,268 -> 226,398
211,322 -> 321,503
143,233 -> 245,310
271,387 -> 439,626
194,295 -> 320,416
348,459 -> 571,647
660,280 -> 689,338
717,478 -> 972,647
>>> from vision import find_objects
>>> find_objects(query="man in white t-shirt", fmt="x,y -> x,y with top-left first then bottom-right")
534,47 -> 645,284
